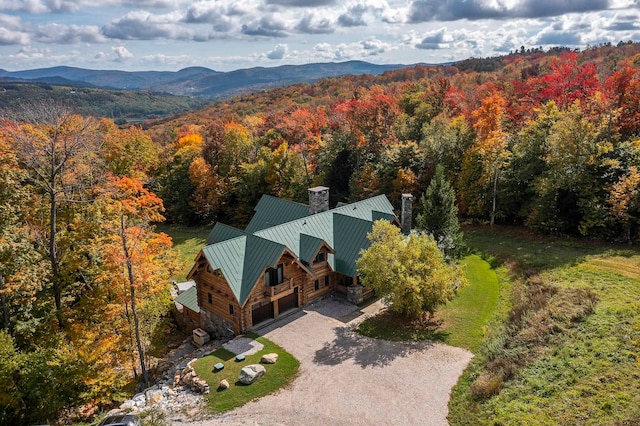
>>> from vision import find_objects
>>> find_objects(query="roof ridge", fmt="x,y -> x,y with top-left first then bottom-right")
252,195 -> 390,236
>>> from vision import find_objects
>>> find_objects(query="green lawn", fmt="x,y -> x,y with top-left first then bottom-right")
156,224 -> 209,281
356,254 -> 500,351
193,333 -> 299,413
448,226 -> 640,426
438,255 -> 500,352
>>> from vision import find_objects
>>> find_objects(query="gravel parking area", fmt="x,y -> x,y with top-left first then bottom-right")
187,295 -> 472,426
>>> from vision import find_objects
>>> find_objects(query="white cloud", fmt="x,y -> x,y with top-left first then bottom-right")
112,45 -> 133,62
0,0 -> 79,13
267,43 -> 288,59
295,12 -> 336,34
0,30 -> 28,45
0,14 -> 29,44
101,10 -> 196,40
35,23 -> 106,44
311,37 -> 394,60
415,27 -> 449,49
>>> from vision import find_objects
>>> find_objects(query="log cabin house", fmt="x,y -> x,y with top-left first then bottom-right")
180,187 -> 412,336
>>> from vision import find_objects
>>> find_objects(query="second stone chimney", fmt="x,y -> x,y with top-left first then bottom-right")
401,193 -> 414,234
308,186 -> 330,215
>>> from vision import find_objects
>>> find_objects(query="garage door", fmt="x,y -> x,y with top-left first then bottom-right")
252,302 -> 274,326
278,289 -> 299,314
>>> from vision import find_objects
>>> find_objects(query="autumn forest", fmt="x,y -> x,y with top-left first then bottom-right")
2,42 -> 640,423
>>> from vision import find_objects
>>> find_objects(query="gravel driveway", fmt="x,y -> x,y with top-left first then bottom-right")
191,296 -> 473,426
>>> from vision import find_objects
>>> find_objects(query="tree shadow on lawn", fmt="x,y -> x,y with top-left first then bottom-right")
463,225 -> 640,273
313,326 -> 440,369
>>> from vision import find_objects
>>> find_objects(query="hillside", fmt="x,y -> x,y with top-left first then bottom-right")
0,83 -> 208,123
0,61 -> 415,99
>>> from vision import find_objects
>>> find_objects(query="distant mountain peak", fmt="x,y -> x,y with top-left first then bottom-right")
0,61 -> 420,99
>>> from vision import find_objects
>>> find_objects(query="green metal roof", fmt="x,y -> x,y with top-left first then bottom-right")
175,286 -> 200,313
197,193 -> 397,307
207,223 -> 246,245
331,195 -> 396,222
253,195 -> 395,276
201,234 -> 286,306
372,210 -> 396,223
244,195 -> 310,233
299,233 -> 327,263
333,214 -> 375,277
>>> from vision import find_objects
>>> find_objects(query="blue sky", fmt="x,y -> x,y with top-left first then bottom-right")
1,0 -> 639,72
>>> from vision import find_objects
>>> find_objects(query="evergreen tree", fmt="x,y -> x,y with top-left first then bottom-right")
416,164 -> 464,258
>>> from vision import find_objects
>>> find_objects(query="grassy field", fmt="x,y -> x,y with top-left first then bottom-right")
356,254 -> 501,351
156,224 -> 209,282
193,333 -> 299,413
448,226 -> 640,425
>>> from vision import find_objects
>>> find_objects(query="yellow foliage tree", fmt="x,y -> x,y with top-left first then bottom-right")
176,132 -> 204,152
609,166 -> 640,242
357,220 -> 466,317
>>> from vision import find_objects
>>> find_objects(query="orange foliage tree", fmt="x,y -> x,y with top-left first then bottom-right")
471,93 -> 511,225
94,175 -> 177,387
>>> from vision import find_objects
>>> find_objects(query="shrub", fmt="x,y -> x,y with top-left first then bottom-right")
470,371 -> 503,400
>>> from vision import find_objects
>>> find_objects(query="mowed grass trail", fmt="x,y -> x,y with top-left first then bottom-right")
157,224 -> 209,281
438,255 -> 500,352
449,226 -> 640,426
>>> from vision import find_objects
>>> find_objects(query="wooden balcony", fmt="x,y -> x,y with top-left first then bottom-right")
265,278 -> 294,299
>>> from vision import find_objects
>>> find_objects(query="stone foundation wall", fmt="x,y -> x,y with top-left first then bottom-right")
172,306 -> 199,332
200,308 -> 235,340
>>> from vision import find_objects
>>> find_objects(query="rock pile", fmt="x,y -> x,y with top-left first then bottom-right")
117,359 -> 210,414
118,384 -> 177,411
175,358 -> 210,394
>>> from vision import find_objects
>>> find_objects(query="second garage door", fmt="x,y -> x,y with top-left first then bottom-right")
278,289 -> 299,314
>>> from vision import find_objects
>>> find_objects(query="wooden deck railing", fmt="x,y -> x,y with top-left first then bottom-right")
265,278 -> 293,297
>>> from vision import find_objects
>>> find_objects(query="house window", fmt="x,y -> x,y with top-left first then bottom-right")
314,251 -> 325,263
314,279 -> 320,291
229,304 -> 234,315
324,275 -> 330,287
207,293 -> 212,304
265,264 -> 284,286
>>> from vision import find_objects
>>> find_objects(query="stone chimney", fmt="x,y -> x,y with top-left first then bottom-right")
308,186 -> 330,215
401,193 -> 413,234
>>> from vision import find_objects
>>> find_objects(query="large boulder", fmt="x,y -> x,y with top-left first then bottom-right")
218,379 -> 230,390
260,353 -> 279,364
239,364 -> 266,385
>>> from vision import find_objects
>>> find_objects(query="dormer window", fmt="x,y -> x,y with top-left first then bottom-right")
314,251 -> 325,263
265,264 -> 284,286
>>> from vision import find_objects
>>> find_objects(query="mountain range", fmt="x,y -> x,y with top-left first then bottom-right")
0,61 -> 417,99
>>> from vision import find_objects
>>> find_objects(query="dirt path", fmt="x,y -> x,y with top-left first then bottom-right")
184,297 -> 473,426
